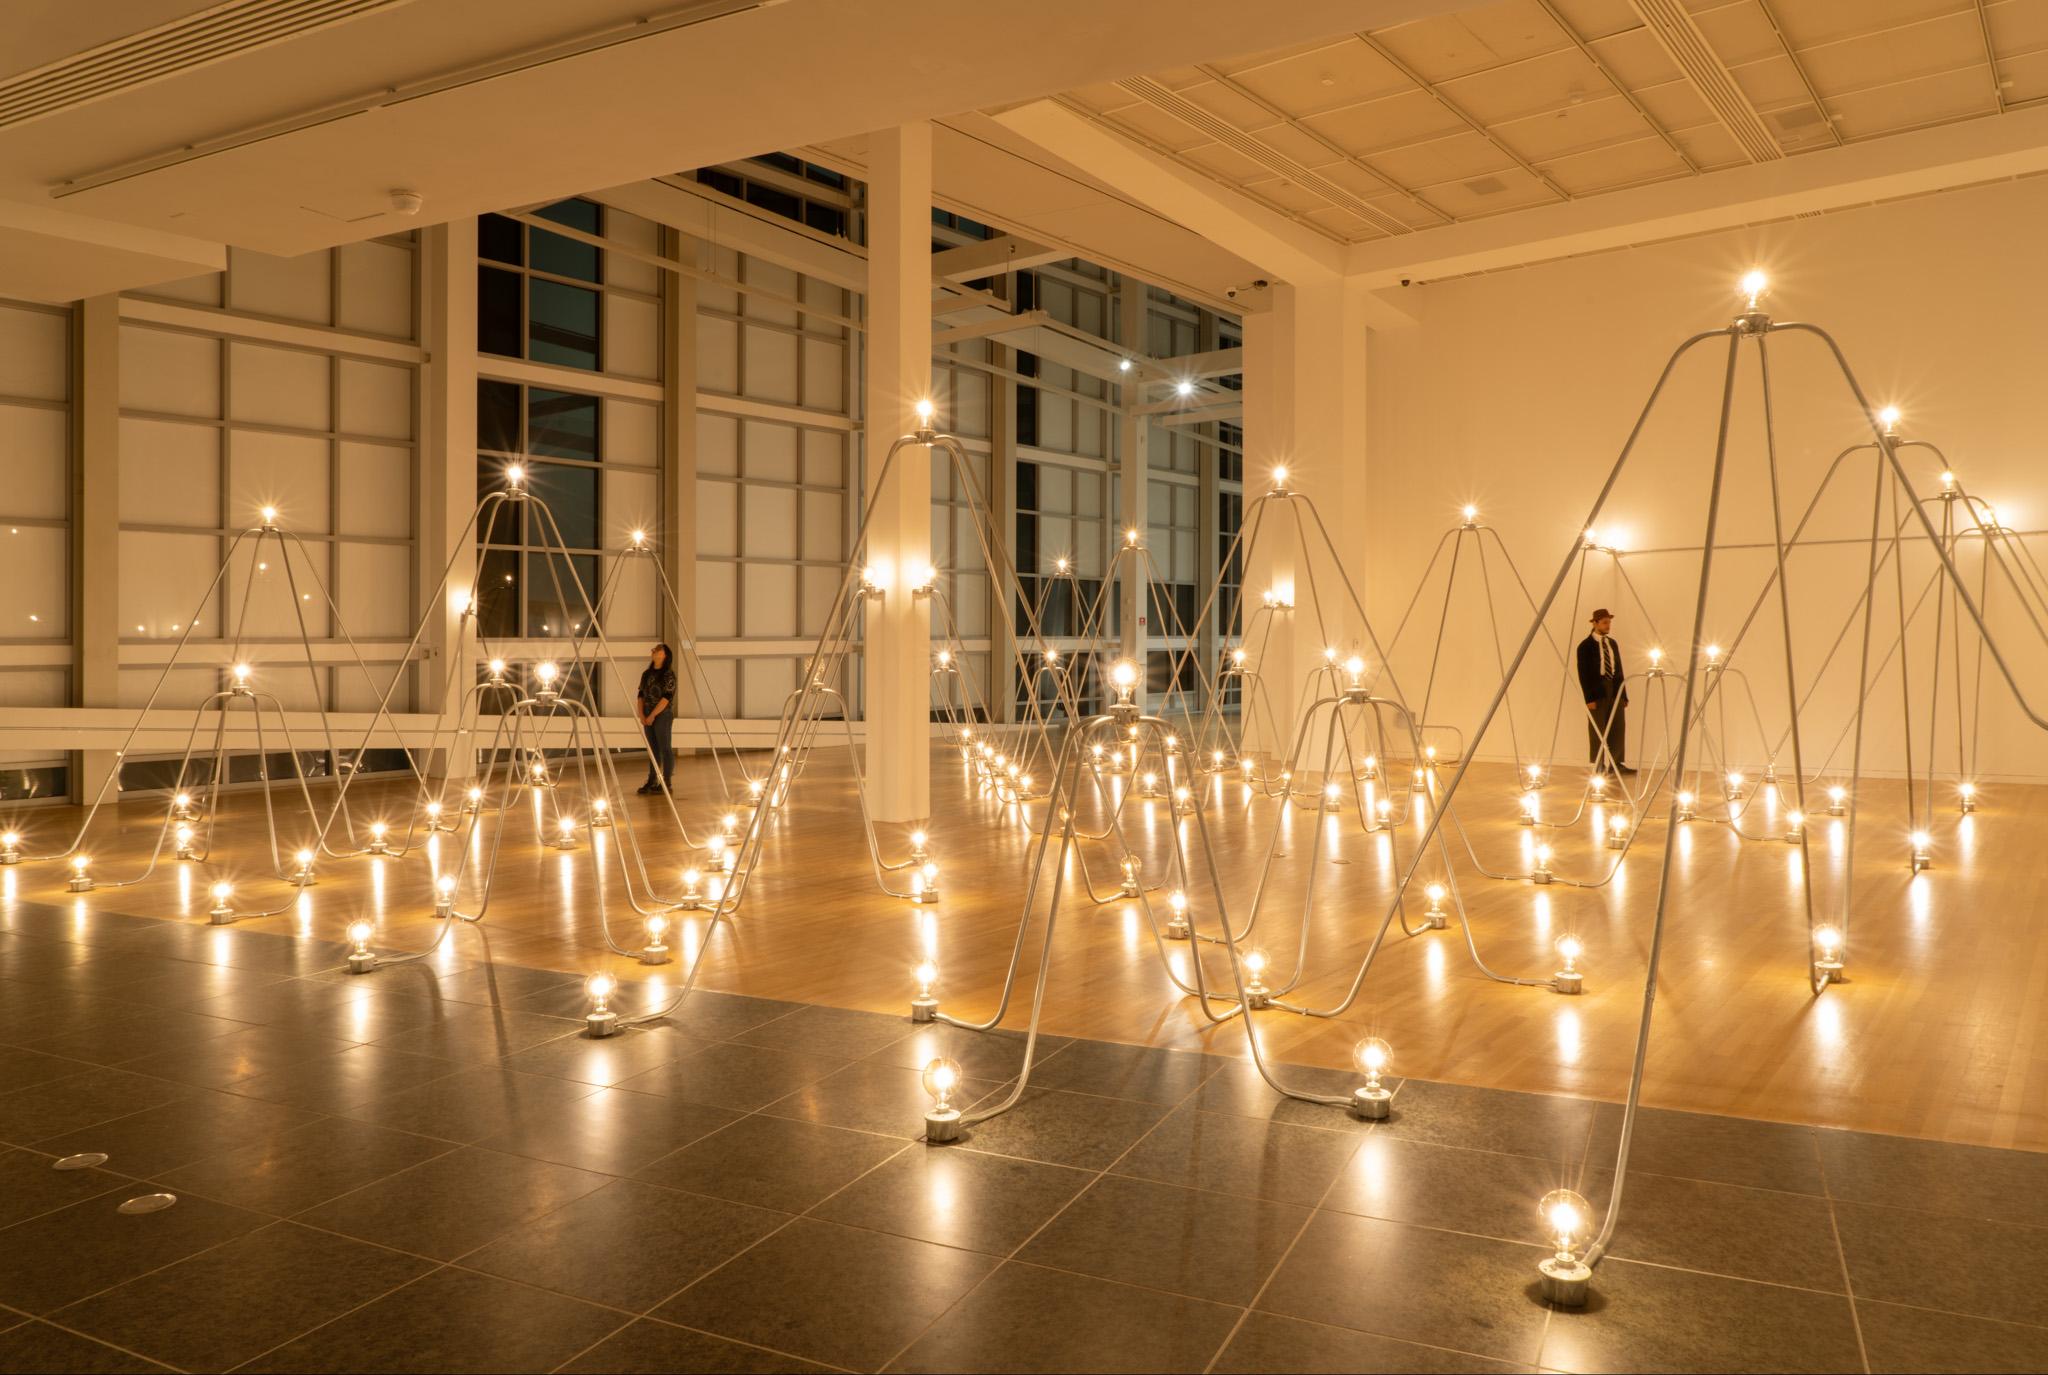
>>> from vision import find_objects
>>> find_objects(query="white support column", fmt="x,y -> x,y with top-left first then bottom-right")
1242,280 -> 1370,768
663,227 -> 702,723
1115,277 -> 1149,708
419,221 -> 479,780
70,296 -> 119,802
862,122 -> 934,823
986,341 -> 1017,725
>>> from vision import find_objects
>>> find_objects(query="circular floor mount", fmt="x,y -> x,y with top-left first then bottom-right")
53,1152 -> 109,1170
116,1193 -> 177,1215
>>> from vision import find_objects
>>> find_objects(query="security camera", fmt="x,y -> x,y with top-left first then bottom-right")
1224,278 -> 1271,301
389,189 -> 424,216
1400,277 -> 1412,287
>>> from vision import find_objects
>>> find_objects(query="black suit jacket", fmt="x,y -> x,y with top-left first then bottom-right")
1577,634 -> 1627,706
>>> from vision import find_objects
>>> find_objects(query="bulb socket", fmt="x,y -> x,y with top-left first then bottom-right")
638,941 -> 670,967
346,950 -> 378,975
1539,1256 -> 1592,1307
1350,1085 -> 1392,1121
1554,969 -> 1584,996
910,995 -> 938,1023
585,1007 -> 620,1038
925,1107 -> 962,1143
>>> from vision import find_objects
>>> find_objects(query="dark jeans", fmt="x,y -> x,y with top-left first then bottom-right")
1586,693 -> 1626,770
643,711 -> 673,786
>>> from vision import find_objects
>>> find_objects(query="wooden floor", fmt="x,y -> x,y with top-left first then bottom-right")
5,740 -> 2044,1154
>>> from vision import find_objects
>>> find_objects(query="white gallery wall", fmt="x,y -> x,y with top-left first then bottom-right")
0,170 -> 1247,804
1366,174 -> 2048,783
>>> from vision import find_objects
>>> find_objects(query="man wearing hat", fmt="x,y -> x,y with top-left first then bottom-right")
1577,608 -> 1633,775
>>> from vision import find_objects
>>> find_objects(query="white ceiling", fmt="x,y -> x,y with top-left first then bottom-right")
0,0 -> 1466,302
1045,0 -> 2047,245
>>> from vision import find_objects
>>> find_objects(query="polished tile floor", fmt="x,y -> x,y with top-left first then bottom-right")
2,899 -> 2045,1374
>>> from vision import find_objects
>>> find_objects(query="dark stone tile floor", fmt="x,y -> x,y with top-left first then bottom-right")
1,899 -> 2043,1373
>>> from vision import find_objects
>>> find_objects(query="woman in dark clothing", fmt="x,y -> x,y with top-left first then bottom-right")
636,643 -> 678,794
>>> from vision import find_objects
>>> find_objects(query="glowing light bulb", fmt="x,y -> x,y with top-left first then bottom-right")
1704,644 -> 1721,663
1556,934 -> 1582,972
1110,659 -> 1138,699
535,661 -> 558,687
914,398 -> 936,425
1940,470 -> 1957,492
1462,504 -> 1478,523
467,785 -> 483,805
260,505 -> 278,525
232,663 -> 251,684
1343,654 -> 1365,685
211,881 -> 231,901
1425,882 -> 1445,906
348,920 -> 372,949
1231,647 -> 1247,666
1125,527 -> 1140,546
1740,269 -> 1768,307
1055,557 -> 1069,573
506,463 -> 525,487
921,1056 -> 962,1114
1812,924 -> 1846,981
1542,1188 -> 1590,1262
1648,647 -> 1663,668
1584,527 -> 1599,548
1271,465 -> 1289,489
295,848 -> 313,868
1118,358 -> 1132,373
583,973 -> 618,1035
913,959 -> 936,996
1351,1036 -> 1394,1118
1175,379 -> 1195,398
1376,797 -> 1392,821
1879,405 -> 1901,435
437,873 -> 456,897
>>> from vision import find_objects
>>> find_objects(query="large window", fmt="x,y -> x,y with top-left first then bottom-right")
0,299 -> 71,800
476,381 -> 607,643
479,199 -> 605,371
690,156 -> 855,240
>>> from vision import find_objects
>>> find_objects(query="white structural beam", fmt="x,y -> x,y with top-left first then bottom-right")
931,235 -> 1068,281
1241,280 -> 1372,769
1344,100 -> 2048,287
992,99 -> 1347,285
862,122 -> 935,824
419,220 -> 479,782
69,296 -> 119,801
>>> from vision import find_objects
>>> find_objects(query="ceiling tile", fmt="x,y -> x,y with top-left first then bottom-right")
1995,45 -> 2048,105
1542,132 -> 1692,193
1693,1 -> 1789,68
1302,88 -> 1469,154
1216,38 -> 1411,116
1361,189 -> 1454,229
1496,93 -> 1669,159
1547,0 -> 1645,43
1298,204 -> 1388,241
1588,24 -> 1686,87
1376,0 -> 1568,83
1436,44 -> 1607,123
1825,61 -> 1999,137
1987,0 -> 2048,49
1412,163 -> 1556,216
1797,10 -> 1986,96
1237,174 -> 1339,213
1768,0 -> 1969,50
1371,128 -> 1524,185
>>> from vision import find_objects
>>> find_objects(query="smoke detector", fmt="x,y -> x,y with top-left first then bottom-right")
389,189 -> 423,216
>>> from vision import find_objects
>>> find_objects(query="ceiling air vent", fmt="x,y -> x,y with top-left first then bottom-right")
1463,176 -> 1508,196
0,0 -> 412,130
